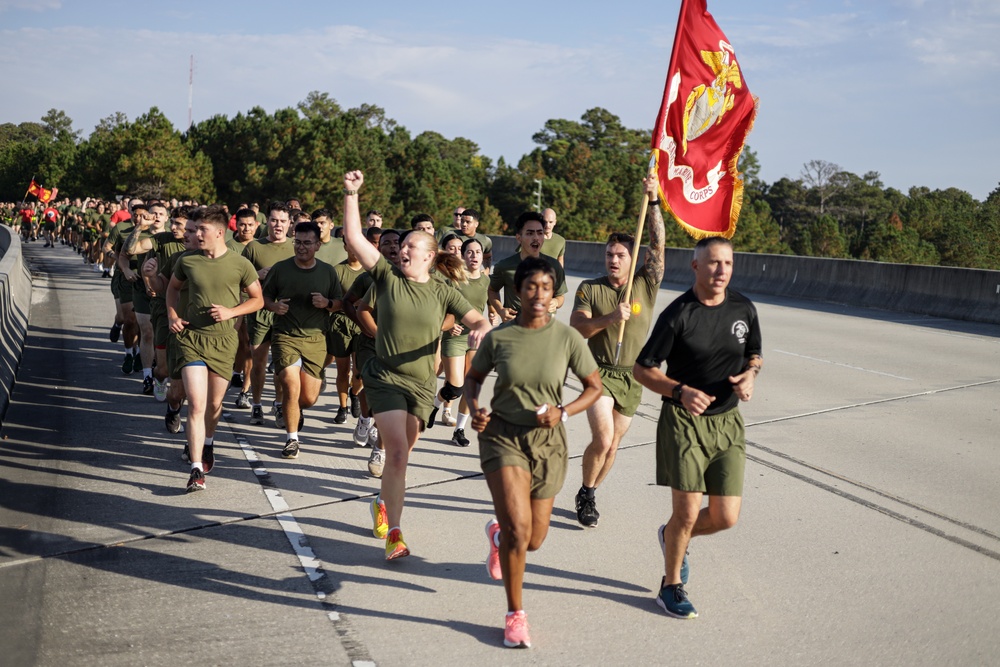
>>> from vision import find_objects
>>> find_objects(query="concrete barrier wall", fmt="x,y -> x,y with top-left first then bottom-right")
0,225 -> 32,426
489,236 -> 1000,325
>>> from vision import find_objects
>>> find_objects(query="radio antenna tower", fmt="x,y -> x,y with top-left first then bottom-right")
187,55 -> 194,131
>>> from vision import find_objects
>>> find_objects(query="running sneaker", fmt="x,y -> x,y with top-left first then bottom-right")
250,405 -> 264,425
353,418 -> 370,446
186,468 -> 206,493
485,519 -> 502,580
333,406 -> 348,424
451,428 -> 470,447
153,378 -> 168,402
367,425 -> 379,448
166,406 -> 183,434
142,376 -> 154,395
274,405 -> 286,429
657,524 -> 689,585
575,488 -> 599,528
203,445 -> 215,474
656,581 -> 698,619
109,322 -> 122,343
371,498 -> 388,539
121,352 -> 134,375
281,439 -> 300,459
442,408 -> 456,426
368,447 -> 385,478
503,610 -> 531,649
230,372 -> 242,389
349,390 -> 360,418
234,392 -> 251,409
181,444 -> 190,462
133,353 -> 143,374
385,528 -> 409,561
427,406 -> 440,428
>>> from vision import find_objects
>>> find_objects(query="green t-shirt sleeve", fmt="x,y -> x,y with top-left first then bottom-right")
261,264 -> 278,300
470,329 -> 496,375
567,327 -> 599,380
173,255 -> 190,283
554,263 -> 568,298
573,282 -> 593,314
239,257 -> 259,290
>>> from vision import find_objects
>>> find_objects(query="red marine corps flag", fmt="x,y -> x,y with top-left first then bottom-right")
652,0 -> 758,239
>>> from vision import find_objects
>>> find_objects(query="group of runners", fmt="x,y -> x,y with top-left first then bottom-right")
4,170 -> 763,648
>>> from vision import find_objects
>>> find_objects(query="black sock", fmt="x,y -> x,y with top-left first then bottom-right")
580,485 -> 595,499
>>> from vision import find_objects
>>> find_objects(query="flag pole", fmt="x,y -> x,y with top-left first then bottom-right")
613,154 -> 657,365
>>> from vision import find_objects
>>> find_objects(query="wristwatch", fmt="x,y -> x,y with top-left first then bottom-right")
672,384 -> 685,402
558,405 -> 568,423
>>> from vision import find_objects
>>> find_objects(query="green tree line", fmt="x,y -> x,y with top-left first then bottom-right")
2,93 -> 998,269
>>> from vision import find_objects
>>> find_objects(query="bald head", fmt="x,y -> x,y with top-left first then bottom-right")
541,208 -> 557,237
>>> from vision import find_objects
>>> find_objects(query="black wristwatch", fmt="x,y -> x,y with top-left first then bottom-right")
672,384 -> 685,402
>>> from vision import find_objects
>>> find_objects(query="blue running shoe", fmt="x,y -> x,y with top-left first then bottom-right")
656,581 -> 698,619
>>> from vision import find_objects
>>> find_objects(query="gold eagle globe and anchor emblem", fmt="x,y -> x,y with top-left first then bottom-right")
681,46 -> 746,155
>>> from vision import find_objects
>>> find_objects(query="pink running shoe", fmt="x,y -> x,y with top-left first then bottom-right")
504,610 -> 531,648
485,519 -> 502,580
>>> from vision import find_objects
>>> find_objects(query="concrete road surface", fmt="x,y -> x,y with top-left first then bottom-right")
2,242 -> 999,666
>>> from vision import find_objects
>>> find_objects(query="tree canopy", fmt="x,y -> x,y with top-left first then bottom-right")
2,96 -> 998,269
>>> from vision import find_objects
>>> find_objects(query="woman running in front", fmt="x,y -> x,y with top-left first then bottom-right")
465,256 -> 602,648
341,170 -> 491,561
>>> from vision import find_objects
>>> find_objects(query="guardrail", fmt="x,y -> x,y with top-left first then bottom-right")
489,236 -> 1000,325
0,225 -> 32,426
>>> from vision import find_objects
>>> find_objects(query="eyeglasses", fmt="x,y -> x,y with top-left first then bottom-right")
293,240 -> 315,247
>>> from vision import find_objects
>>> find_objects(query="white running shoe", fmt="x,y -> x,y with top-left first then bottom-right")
368,447 -> 385,478
353,418 -> 371,447
367,424 -> 379,447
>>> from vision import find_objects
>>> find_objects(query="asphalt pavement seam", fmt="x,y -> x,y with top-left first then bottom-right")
219,409 -> 377,667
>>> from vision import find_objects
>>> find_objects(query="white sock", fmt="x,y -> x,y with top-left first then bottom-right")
191,462 -> 204,472
287,432 -> 298,441
434,395 -> 443,408
204,437 -> 214,447
456,412 -> 469,429
143,368 -> 152,379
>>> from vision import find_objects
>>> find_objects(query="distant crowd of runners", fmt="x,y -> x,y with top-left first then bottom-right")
2,173 -> 762,647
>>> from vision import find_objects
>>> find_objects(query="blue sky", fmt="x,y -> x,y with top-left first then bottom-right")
2,0 -> 998,200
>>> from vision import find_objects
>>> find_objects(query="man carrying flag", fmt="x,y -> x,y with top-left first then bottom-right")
631,0 -> 761,619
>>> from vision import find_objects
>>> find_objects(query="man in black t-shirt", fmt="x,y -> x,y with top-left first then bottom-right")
634,236 -> 762,620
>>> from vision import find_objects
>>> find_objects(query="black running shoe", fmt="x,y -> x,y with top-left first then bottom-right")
250,405 -> 264,425
133,353 -> 143,374
451,428 -> 470,447
181,444 -> 190,462
575,488 -> 600,528
122,352 -> 134,375
333,406 -> 348,424
109,322 -> 122,343
166,407 -> 183,434
142,376 -> 154,395
349,390 -> 361,418
203,445 -> 215,474
282,439 -> 300,459
274,405 -> 285,429
186,468 -> 206,493
230,372 -> 242,389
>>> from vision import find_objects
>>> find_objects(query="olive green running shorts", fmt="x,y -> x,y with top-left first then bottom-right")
326,312 -> 359,357
272,332 -> 327,380
479,416 -> 568,499
362,356 -> 436,426
172,328 -> 239,380
150,299 -> 169,347
599,364 -> 643,417
656,402 -> 746,496
247,309 -> 274,346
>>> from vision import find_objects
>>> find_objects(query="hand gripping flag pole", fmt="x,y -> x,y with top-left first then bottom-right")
613,155 -> 656,365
